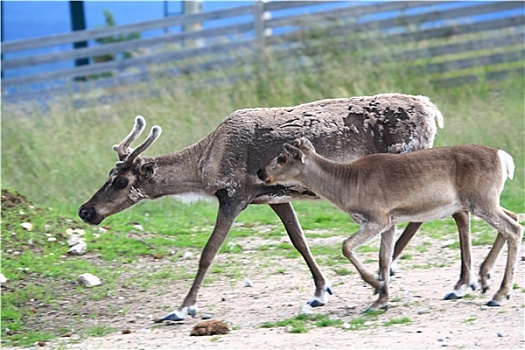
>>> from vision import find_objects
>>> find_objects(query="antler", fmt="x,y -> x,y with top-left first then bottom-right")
113,116 -> 146,161
113,116 -> 162,167
116,129 -> 162,169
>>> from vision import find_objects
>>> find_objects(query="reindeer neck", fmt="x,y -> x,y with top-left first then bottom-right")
301,154 -> 355,208
142,137 -> 211,198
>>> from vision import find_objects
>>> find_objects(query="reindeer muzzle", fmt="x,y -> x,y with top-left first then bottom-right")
78,205 -> 103,225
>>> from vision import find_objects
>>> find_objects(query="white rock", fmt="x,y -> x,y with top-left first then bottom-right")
77,273 -> 101,287
182,251 -> 194,260
20,222 -> 33,231
244,278 -> 253,287
66,228 -> 85,236
133,224 -> 144,231
68,240 -> 87,255
67,235 -> 81,246
299,304 -> 314,315
47,237 -> 57,242
0,273 -> 7,284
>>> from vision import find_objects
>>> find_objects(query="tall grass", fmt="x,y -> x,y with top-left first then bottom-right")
2,29 -> 524,213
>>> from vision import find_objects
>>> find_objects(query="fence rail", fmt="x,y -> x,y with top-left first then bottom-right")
2,1 -> 523,104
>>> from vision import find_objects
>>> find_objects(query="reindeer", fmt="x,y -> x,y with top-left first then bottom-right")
258,137 -> 523,310
79,93 -> 454,322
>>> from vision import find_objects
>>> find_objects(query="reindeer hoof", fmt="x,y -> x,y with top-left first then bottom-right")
363,304 -> 388,314
307,299 -> 325,307
481,286 -> 490,294
155,306 -> 197,323
306,284 -> 332,307
486,300 -> 501,307
155,313 -> 184,323
443,292 -> 461,300
470,283 -> 477,291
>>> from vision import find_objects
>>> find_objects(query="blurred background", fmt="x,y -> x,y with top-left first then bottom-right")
1,1 -> 524,212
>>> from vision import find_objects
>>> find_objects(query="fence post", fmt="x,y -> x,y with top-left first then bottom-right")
183,0 -> 203,48
254,0 -> 271,58
69,1 -> 89,68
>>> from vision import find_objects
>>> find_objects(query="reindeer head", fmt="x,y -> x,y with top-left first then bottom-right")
257,137 -> 315,185
78,116 -> 162,225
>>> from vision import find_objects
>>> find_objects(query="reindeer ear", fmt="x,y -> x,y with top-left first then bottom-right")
283,143 -> 305,163
139,161 -> 157,180
296,137 -> 315,151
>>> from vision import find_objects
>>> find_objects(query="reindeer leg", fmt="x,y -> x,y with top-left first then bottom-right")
157,191 -> 246,322
374,225 -> 395,310
480,209 -> 518,295
444,211 -> 476,300
342,220 -> 391,311
270,202 -> 332,307
385,222 -> 423,278
480,209 -> 523,306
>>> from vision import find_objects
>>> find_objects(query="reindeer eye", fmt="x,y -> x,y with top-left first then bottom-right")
114,176 -> 129,189
277,155 -> 287,164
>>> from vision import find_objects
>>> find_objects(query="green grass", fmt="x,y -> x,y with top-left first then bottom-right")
260,314 -> 343,333
2,31 -> 523,213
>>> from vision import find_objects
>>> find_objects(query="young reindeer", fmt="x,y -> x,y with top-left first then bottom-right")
79,94 -> 457,322
258,137 -> 523,310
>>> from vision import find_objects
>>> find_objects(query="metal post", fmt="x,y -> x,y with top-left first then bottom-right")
69,1 -> 89,67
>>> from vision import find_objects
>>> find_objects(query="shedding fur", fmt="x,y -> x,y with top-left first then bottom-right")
79,94 -> 447,322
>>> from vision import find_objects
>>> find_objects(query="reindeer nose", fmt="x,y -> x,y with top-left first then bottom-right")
257,168 -> 267,181
78,205 -> 96,223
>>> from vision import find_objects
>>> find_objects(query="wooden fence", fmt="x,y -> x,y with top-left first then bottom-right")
2,1 -> 524,105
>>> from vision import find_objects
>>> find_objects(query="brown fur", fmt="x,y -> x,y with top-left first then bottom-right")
261,138 -> 523,309
78,94 -> 445,320
190,320 -> 229,336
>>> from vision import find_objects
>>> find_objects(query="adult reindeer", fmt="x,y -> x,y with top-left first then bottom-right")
259,138 -> 523,310
79,94 -> 449,322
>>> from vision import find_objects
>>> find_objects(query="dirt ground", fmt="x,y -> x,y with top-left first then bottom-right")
13,229 -> 522,350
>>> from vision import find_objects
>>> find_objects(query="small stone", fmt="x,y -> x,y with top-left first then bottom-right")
497,331 -> 506,337
20,222 -> 33,231
67,235 -> 81,246
0,273 -> 7,284
182,251 -> 194,260
441,240 -> 455,248
201,314 -> 213,320
77,273 -> 102,287
300,304 -> 314,315
345,303 -> 357,310
122,329 -> 132,334
68,240 -> 87,255
244,278 -> 253,287
133,224 -> 144,231
47,237 -> 57,242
